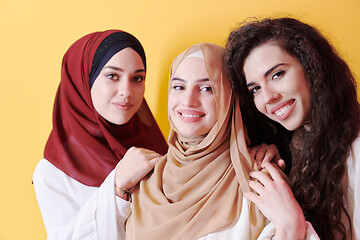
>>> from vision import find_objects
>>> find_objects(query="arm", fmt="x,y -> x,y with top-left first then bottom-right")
72,168 -> 131,240
73,147 -> 163,239
114,147 -> 162,200
33,147 -> 162,239
33,159 -> 129,239
349,136 -> 360,239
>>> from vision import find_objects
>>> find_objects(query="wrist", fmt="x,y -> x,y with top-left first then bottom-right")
114,185 -> 131,201
274,219 -> 306,240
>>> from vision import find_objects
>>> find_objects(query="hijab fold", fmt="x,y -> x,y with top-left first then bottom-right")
126,43 -> 266,239
44,30 -> 167,187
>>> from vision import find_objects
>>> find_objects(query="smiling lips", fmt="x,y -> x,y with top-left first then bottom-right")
178,109 -> 206,122
270,99 -> 296,120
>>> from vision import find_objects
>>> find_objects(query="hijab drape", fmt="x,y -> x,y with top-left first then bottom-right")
44,30 -> 168,187
126,43 -> 266,239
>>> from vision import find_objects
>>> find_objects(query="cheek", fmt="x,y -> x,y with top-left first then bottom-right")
168,94 -> 179,122
137,84 -> 145,95
209,100 -> 217,117
93,83 -> 116,102
294,76 -> 311,105
168,92 -> 176,109
90,88 -> 104,109
300,87 -> 311,114
134,85 -> 145,101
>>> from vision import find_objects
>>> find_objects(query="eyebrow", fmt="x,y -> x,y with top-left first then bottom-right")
103,66 -> 145,73
246,63 -> 286,88
171,77 -> 210,82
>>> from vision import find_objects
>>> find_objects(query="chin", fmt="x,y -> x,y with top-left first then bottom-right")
107,116 -> 132,125
282,121 -> 302,131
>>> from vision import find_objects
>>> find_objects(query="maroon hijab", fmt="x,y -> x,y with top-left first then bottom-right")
44,30 -> 168,187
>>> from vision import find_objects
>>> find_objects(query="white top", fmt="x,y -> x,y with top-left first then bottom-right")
33,136 -> 359,239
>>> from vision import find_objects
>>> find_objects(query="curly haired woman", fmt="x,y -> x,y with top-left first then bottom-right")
225,17 -> 360,239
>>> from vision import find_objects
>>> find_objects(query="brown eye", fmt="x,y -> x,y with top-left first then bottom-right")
106,74 -> 119,80
172,85 -> 184,90
132,75 -> 145,83
200,86 -> 213,92
272,70 -> 285,80
249,85 -> 261,95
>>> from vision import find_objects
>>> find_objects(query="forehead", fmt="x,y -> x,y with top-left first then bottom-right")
173,57 -> 208,79
243,43 -> 295,76
105,47 -> 144,67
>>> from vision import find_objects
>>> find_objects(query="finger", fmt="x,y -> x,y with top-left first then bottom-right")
248,145 -> 260,159
249,170 -> 273,187
268,144 -> 280,157
275,159 -> 286,171
149,155 -> 162,165
143,150 -> 162,159
254,144 -> 267,162
151,152 -> 162,159
263,163 -> 284,182
247,179 -> 265,195
260,151 -> 275,167
243,192 -> 262,206
248,145 -> 263,170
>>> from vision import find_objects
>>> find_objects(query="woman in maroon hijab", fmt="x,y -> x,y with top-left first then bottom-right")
33,30 -> 168,239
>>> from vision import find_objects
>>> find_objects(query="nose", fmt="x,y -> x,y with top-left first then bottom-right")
182,89 -> 199,107
118,79 -> 132,98
262,85 -> 280,104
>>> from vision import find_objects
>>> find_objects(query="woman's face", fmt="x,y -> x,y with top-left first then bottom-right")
243,42 -> 311,131
168,57 -> 217,138
91,47 -> 145,125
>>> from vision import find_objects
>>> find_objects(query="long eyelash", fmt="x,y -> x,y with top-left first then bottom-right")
272,70 -> 285,79
134,76 -> 145,82
249,86 -> 260,95
172,85 -> 183,90
107,74 -> 118,80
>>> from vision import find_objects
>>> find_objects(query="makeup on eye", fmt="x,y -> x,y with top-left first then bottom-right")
171,78 -> 212,92
102,65 -> 145,80
106,73 -> 119,80
104,71 -> 145,83
248,85 -> 261,95
246,65 -> 287,95
272,70 -> 285,80
131,74 -> 145,83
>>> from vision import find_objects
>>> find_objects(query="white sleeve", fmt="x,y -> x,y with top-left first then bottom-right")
33,159 -> 131,240
258,221 -> 320,240
72,167 -> 131,240
349,136 -> 360,239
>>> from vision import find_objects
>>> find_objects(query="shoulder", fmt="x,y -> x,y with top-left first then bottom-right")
33,159 -> 64,181
347,134 -> 360,170
33,159 -> 69,184
351,134 -> 360,156
33,159 -> 91,193
33,159 -> 98,206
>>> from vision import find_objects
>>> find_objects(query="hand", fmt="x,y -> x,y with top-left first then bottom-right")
114,147 -> 163,199
244,163 -> 306,240
248,143 -> 285,171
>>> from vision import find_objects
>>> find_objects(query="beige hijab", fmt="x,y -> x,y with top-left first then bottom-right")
125,43 -> 266,240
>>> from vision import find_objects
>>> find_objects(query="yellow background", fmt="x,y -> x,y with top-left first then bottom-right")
1,0 -> 359,239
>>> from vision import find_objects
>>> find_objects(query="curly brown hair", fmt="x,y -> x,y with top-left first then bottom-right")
224,17 -> 360,239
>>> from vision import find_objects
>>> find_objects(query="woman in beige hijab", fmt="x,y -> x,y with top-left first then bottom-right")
122,43 -> 267,240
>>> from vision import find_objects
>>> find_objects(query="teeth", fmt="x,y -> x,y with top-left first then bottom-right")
275,105 -> 290,116
181,113 -> 202,118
